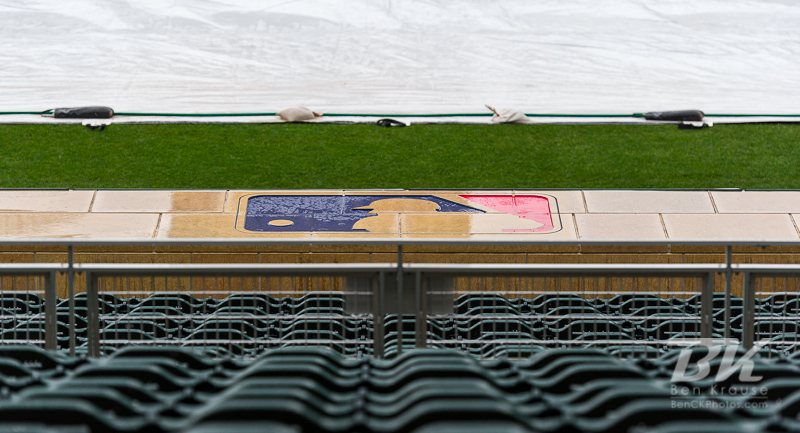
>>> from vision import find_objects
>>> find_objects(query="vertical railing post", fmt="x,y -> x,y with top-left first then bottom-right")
86,271 -> 100,358
68,245 -> 76,356
44,271 -> 57,351
415,271 -> 427,348
373,272 -> 385,359
742,272 -> 756,350
724,245 -> 733,342
700,272 -> 714,339
396,245 -> 403,355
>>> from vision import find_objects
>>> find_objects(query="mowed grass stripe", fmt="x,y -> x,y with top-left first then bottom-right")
0,123 -> 797,189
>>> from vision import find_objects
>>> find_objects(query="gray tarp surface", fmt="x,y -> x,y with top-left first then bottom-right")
1,0 -> 798,116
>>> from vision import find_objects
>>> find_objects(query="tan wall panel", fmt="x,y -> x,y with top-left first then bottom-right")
580,245 -> 669,254
154,244 -> 311,253
53,273 -> 83,299
253,253 -> 305,264
403,254 -> 527,264
0,275 -> 47,297
189,253 -> 260,293
525,254 -> 585,264
0,246 -> 69,252
682,254 -> 724,264
302,253 -> 372,263
37,253 -> 191,297
257,253 -> 372,264
73,245 -> 155,253
732,246 -> 800,254
310,244 -> 398,254
0,253 -> 36,263
452,275 -> 706,299
751,276 -> 800,299
735,254 -> 800,264
670,246 -> 727,254
526,254 -> 682,264
402,245 -> 579,254
0,253 -> 53,300
370,253 -> 398,263
191,253 -> 259,263
34,253 -> 191,264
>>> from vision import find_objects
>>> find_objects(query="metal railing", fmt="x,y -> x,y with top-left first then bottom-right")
0,264 -> 64,350
81,263 -> 393,358
740,264 -> 800,357
404,263 -> 721,359
1,240 -> 799,359
0,260 -> 740,359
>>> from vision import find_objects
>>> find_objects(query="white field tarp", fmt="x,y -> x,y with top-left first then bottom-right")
1,0 -> 799,116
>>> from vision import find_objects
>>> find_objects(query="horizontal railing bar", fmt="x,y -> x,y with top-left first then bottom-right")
3,260 -> 800,277
0,292 -> 46,295
97,339 -> 372,345
0,262 -> 726,275
78,263 -> 395,276
100,315 -> 371,320
430,339 -> 706,346
737,264 -> 800,275
756,292 -> 800,296
0,264 -> 66,273
95,314 -> 702,321
407,263 -> 726,276
432,314 -> 700,320
95,291 -> 362,296
430,291 -> 703,295
0,262 -> 735,278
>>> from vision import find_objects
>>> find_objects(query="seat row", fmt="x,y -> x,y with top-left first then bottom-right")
4,291 -> 800,315
5,314 -> 800,357
0,346 -> 798,433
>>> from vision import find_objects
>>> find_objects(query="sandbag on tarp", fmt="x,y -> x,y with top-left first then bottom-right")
486,105 -> 531,124
276,107 -> 322,122
42,106 -> 114,119
376,118 -> 409,127
643,110 -> 704,121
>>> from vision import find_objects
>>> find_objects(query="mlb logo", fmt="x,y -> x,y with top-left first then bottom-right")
235,193 -> 561,235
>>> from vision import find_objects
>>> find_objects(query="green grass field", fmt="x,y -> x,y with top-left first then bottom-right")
1,123 -> 797,189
